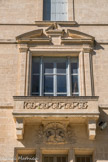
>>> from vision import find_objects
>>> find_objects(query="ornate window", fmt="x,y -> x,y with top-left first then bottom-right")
43,0 -> 68,21
31,57 -> 79,96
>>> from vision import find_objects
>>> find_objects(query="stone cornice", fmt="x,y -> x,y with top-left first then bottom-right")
13,96 -> 99,101
99,104 -> 108,109
35,21 -> 77,27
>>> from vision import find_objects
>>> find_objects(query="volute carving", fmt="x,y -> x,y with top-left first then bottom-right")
38,122 -> 73,144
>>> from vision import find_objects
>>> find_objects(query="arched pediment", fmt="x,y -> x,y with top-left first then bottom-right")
67,29 -> 94,40
16,29 -> 51,44
16,24 -> 95,46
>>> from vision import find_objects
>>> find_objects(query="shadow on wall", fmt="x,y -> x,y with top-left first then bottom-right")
95,108 -> 108,161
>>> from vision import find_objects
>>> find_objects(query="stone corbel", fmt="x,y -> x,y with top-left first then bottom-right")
18,44 -> 28,53
83,44 -> 93,53
16,118 -> 24,140
88,120 -> 96,140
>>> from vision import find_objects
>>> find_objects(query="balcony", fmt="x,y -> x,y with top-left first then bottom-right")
13,96 -> 99,140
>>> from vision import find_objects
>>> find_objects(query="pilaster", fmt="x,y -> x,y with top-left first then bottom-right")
83,47 -> 92,96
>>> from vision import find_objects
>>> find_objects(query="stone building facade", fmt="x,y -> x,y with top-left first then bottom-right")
0,0 -> 108,162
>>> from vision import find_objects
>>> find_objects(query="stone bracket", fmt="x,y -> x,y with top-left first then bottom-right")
16,118 -> 24,140
88,120 -> 96,140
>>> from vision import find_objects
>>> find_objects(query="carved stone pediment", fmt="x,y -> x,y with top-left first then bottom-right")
61,29 -> 94,46
16,29 -> 50,44
38,121 -> 73,144
45,23 -> 64,36
16,23 -> 95,46
67,29 -> 94,40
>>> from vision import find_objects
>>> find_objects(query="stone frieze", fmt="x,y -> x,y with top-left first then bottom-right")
24,101 -> 88,109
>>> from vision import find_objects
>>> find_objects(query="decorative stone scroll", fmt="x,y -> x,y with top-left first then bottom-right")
38,122 -> 73,144
24,102 -> 88,110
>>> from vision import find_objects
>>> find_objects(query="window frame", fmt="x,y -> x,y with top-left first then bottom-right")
43,0 -> 68,21
75,155 -> 92,162
31,56 -> 80,97
43,154 -> 68,162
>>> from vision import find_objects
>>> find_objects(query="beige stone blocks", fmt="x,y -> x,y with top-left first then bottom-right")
88,120 -> 96,140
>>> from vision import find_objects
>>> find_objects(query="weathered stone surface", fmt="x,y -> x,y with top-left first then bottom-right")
0,0 -> 108,161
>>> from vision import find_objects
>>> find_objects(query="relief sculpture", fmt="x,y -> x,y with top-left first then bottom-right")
24,102 -> 88,109
38,122 -> 73,144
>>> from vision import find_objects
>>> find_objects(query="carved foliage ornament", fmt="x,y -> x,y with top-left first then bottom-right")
38,122 -> 73,144
24,102 -> 88,109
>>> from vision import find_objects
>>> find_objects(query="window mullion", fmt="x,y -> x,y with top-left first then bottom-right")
67,57 -> 71,96
40,57 -> 43,96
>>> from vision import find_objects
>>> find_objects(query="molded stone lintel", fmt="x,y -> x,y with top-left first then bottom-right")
88,120 -> 96,140
16,118 -> 24,140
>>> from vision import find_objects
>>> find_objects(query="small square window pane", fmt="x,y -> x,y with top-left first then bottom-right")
32,60 -> 40,74
32,93 -> 39,96
44,94 -> 53,96
71,62 -> 78,74
49,157 -> 54,162
57,157 -> 61,162
57,62 -> 66,73
81,157 -> 85,162
62,157 -> 67,162
44,63 -> 53,73
72,75 -> 79,93
57,94 -> 67,96
57,75 -> 66,92
76,157 -> 80,162
44,75 -> 53,92
44,157 -> 49,162
86,157 -> 91,162
32,75 -> 39,93
72,93 -> 79,96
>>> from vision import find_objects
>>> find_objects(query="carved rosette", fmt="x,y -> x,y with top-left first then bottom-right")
38,122 -> 73,144
24,102 -> 88,109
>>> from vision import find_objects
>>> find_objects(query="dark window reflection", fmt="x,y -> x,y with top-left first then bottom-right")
32,59 -> 40,74
71,62 -> 78,74
57,75 -> 66,92
32,75 -> 39,93
72,75 -> 79,93
44,63 -> 53,73
57,62 -> 66,74
44,75 -> 53,92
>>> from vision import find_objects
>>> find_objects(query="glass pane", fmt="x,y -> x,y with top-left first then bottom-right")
57,75 -> 66,92
57,62 -> 66,73
44,75 -> 53,92
81,157 -> 85,162
44,157 -> 49,162
62,157 -> 66,162
71,62 -> 78,74
57,157 -> 61,162
76,157 -> 80,162
44,94 -> 53,96
86,157 -> 91,162
49,157 -> 54,162
72,75 -> 79,93
57,94 -> 67,96
43,0 -> 51,20
32,75 -> 39,93
18,154 -> 36,162
44,63 -> 53,73
32,59 -> 40,74
72,93 -> 79,96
